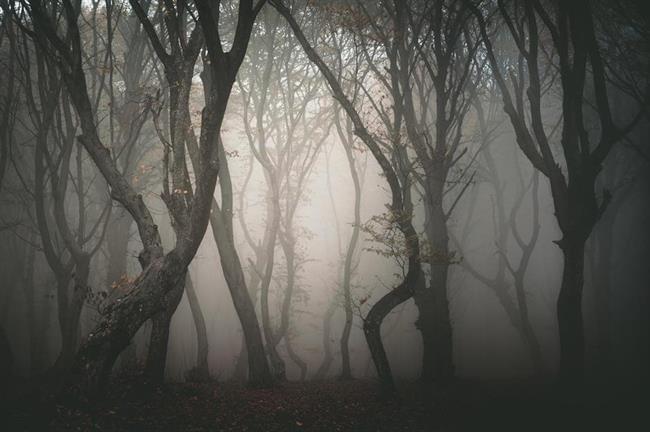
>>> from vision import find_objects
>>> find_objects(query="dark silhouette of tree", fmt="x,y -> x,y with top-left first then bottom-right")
469,0 -> 648,389
8,0 -> 267,398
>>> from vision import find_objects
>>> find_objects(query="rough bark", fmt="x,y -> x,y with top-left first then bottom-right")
145,275 -> 186,384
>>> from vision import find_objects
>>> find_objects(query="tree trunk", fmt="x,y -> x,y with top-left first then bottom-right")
339,283 -> 354,380
144,274 -> 186,384
106,212 -> 138,371
106,211 -> 132,288
338,125 -> 361,380
363,264 -> 421,393
258,187 -> 286,381
208,213 -> 273,386
68,253 -> 183,397
590,191 -> 623,377
270,0 -> 422,393
54,254 -> 90,371
185,107 -> 272,387
23,242 -> 40,375
557,236 -> 587,389
417,185 -> 454,385
53,281 -> 72,371
185,274 -> 209,380
285,338 -> 307,381
513,274 -> 544,373
233,229 -> 266,381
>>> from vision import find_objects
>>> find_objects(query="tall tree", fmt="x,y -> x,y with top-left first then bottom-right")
10,0 -> 266,397
270,0 -> 423,393
470,0 -> 648,388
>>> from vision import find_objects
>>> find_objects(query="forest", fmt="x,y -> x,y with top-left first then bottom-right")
0,0 -> 648,431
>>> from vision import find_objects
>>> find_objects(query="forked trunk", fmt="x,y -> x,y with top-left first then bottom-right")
68,253 -> 186,398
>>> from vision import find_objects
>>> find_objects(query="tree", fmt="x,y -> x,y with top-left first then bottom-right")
470,0 -> 648,388
270,0 -> 423,393
453,91 -> 544,373
9,0 -> 266,398
237,10 -> 330,379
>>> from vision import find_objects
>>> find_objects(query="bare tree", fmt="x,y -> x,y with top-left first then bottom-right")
470,0 -> 648,388
270,0 -> 423,393
9,0 -> 266,397
237,10 -> 330,379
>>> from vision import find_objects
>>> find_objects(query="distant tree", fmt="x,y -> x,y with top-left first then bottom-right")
237,10 -> 330,379
270,0 -> 424,393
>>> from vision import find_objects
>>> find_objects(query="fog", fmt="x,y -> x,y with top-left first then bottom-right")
0,0 -> 648,430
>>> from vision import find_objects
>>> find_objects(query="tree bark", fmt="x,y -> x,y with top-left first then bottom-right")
54,254 -> 91,371
144,275 -> 185,385
417,178 -> 455,384
363,265 -> 422,394
185,274 -> 210,380
205,170 -> 273,387
557,236 -> 587,389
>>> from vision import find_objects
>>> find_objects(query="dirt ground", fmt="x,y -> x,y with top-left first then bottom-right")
2,377 -> 647,431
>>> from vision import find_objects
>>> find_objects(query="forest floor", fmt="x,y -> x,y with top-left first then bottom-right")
1,375 -> 647,431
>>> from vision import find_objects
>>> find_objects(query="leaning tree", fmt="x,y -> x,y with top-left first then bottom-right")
9,0 -> 268,398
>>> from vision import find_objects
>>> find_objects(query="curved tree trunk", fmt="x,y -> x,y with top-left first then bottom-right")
272,1 -> 423,393
145,274 -> 186,384
285,338 -> 307,381
514,276 -> 544,374
185,274 -> 209,380
207,189 -> 273,387
232,249 -> 264,381
69,253 -> 185,397
337,114 -> 361,380
363,264 -> 421,394
258,186 -> 286,380
184,71 -> 272,386
22,0 -> 262,401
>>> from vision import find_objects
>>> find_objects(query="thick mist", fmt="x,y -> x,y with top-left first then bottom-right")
0,1 -> 648,430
